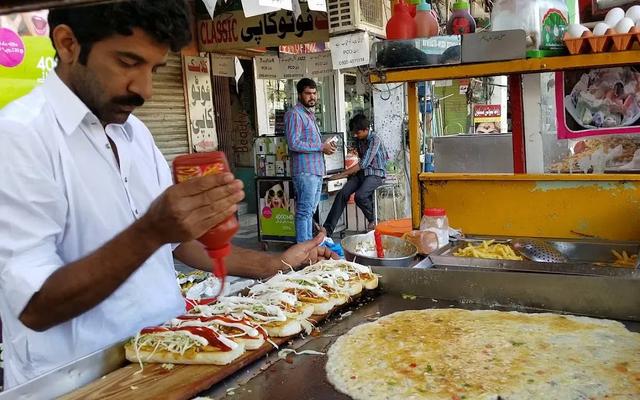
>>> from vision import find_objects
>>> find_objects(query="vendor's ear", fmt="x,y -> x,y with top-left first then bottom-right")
51,24 -> 81,65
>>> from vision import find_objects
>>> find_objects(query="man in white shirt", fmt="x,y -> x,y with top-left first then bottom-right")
0,1 -> 334,388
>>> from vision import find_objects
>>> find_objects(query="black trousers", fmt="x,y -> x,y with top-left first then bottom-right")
323,172 -> 384,235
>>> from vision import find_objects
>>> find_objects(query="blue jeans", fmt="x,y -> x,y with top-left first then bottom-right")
293,173 -> 323,243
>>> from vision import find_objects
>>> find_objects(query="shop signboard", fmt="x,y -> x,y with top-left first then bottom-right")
473,104 -> 502,134
279,42 -> 326,54
258,178 -> 296,241
279,53 -> 306,79
0,10 -> 55,109
306,51 -> 333,77
555,67 -> 640,139
183,55 -> 218,152
328,31 -> 370,70
198,4 -> 329,51
255,54 -> 281,79
211,53 -> 236,77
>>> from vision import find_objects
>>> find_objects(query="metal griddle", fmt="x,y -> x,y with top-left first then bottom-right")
200,267 -> 640,400
2,267 -> 638,399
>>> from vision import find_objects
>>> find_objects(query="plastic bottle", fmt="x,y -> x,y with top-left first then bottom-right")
420,208 -> 449,248
173,152 -> 239,303
415,0 -> 439,38
446,0 -> 476,35
386,0 -> 417,40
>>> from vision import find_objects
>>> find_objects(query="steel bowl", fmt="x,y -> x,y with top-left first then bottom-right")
341,234 -> 418,267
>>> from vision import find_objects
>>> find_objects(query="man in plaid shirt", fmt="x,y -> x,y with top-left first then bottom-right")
323,114 -> 388,236
285,78 -> 336,243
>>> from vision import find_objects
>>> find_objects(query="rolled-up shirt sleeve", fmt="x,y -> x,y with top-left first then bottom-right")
0,120 -> 67,318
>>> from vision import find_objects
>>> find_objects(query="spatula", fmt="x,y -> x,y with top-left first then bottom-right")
511,238 -> 567,263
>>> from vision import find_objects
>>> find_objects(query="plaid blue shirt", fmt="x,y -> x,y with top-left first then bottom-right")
285,103 -> 325,177
357,131 -> 388,178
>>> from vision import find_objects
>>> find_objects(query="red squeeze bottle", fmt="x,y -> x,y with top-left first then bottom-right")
386,0 -> 417,40
173,152 -> 239,307
374,229 -> 385,258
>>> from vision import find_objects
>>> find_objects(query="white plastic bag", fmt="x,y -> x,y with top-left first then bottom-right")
491,0 -> 569,50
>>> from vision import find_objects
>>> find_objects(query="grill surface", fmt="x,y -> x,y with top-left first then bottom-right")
202,267 -> 640,399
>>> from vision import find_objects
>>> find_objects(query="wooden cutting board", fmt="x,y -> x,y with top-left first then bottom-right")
59,292 -> 374,399
59,337 -> 290,400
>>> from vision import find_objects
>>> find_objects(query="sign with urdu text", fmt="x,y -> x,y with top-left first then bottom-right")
198,4 -> 328,51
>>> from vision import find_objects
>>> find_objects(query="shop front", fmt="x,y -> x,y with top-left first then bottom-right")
195,0 -> 378,244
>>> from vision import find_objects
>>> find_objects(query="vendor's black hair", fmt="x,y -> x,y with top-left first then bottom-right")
349,114 -> 370,132
296,78 -> 317,94
48,0 -> 192,64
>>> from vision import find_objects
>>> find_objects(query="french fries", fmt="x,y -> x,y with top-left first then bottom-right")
611,250 -> 638,268
453,240 -> 523,261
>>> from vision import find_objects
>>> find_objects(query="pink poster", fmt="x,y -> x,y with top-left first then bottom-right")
555,67 -> 640,139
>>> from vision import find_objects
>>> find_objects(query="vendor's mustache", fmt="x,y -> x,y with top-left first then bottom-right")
112,95 -> 145,107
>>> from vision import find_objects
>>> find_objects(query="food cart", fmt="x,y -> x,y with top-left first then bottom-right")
1,1 -> 639,399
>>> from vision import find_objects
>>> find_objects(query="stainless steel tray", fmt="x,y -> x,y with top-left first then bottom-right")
200,267 -> 640,399
429,235 -> 640,277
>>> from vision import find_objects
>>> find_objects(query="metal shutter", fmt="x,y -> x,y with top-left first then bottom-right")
136,52 -> 190,163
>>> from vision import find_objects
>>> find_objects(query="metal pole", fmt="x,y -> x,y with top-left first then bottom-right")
509,74 -> 527,174
408,82 -> 421,229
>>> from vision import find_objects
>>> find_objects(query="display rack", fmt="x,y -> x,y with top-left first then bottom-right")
369,50 -> 640,229
370,50 -> 640,83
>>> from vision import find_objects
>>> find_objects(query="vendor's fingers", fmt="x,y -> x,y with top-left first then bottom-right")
178,173 -> 235,196
186,203 -> 239,236
191,180 -> 244,209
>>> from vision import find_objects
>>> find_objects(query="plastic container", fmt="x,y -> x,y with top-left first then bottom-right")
415,0 -> 439,38
446,0 -> 475,35
173,152 -> 239,303
386,0 -> 417,40
491,0 -> 568,52
420,208 -> 449,248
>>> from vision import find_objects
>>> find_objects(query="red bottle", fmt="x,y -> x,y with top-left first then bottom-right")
386,0 -> 417,40
414,0 -> 439,38
173,152 -> 239,304
446,0 -> 476,35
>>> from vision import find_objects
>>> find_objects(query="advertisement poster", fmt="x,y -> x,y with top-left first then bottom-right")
0,10 -> 55,109
579,0 -> 640,23
555,67 -> 640,139
473,104 -> 502,134
258,178 -> 296,241
183,55 -> 218,152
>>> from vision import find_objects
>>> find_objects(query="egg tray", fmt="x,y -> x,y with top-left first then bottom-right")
564,30 -> 640,55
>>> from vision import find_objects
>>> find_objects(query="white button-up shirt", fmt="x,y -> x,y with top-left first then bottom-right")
0,72 -> 185,388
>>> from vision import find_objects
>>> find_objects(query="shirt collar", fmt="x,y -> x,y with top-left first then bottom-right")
42,71 -> 134,141
296,102 -> 315,117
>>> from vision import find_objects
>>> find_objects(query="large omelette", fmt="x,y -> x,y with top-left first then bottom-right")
325,309 -> 640,400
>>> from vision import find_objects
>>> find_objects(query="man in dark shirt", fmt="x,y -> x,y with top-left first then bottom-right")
323,114 -> 388,236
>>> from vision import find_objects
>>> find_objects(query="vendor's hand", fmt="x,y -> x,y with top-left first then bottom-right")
139,173 -> 245,246
273,233 -> 339,272
322,140 -> 337,155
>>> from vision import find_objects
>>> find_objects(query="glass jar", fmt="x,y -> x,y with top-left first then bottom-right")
420,208 -> 449,248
